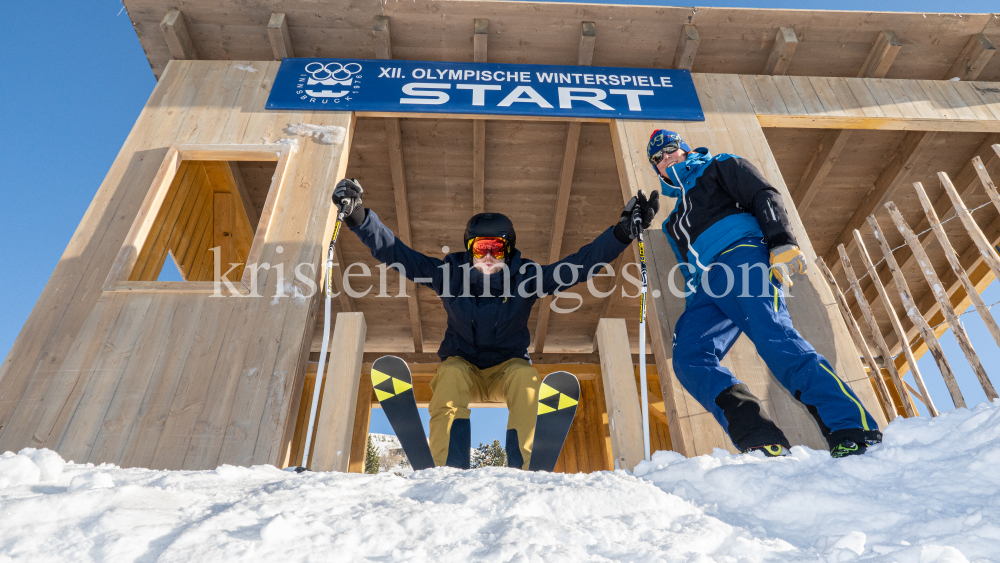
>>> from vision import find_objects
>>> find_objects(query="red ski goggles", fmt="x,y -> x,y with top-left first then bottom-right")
467,237 -> 509,259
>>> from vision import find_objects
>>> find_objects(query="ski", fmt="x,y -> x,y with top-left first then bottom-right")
529,371 -> 580,472
370,355 -> 436,471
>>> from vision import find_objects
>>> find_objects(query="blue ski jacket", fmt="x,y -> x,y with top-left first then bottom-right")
659,148 -> 797,303
349,210 -> 629,368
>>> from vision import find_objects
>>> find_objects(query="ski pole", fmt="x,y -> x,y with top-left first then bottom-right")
301,203 -> 347,470
636,212 -> 651,462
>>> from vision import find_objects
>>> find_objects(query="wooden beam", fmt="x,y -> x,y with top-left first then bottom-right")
793,129 -> 851,211
886,201 -> 998,401
867,215 -> 966,409
762,27 -> 798,75
596,318 -> 644,471
851,231 -> 939,416
311,312 -> 366,471
944,34 -> 995,81
837,244 -> 918,417
160,10 -> 198,61
825,131 -> 933,275
347,371 -> 373,473
267,13 -> 294,60
815,256 -> 897,420
373,15 -> 391,59
533,21 -> 593,353
756,115 -> 1000,133
939,170 -> 1000,284
857,30 -> 902,79
672,24 -> 700,71
376,16 -> 423,353
473,19 -> 488,214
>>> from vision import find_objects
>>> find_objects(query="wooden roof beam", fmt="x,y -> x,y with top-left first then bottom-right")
672,24 -> 700,71
825,131 -> 934,277
267,13 -> 294,60
473,18 -> 488,214
375,16 -> 423,353
533,21 -> 594,353
857,30 -> 902,79
762,27 -> 797,76
160,10 -> 198,61
945,34 -> 995,81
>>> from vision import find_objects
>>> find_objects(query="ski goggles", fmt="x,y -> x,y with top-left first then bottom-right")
467,237 -> 509,259
648,142 -> 682,166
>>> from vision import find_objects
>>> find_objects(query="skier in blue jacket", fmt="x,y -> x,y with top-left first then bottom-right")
648,129 -> 881,458
332,178 -> 659,469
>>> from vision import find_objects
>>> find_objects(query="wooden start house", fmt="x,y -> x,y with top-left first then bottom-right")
4,0 -> 1000,473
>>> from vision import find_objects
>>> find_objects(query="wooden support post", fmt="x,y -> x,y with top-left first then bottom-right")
763,27 -> 798,75
596,318 -> 644,471
375,16 -> 423,352
886,201 -> 998,401
330,251 -> 355,313
945,34 -> 996,81
826,131 -> 933,276
311,312 -> 366,471
866,215 -> 966,408
473,19 -> 488,214
793,129 -> 851,211
815,257 -> 896,420
838,244 -> 917,417
267,13 -> 294,60
348,371 -> 373,473
850,232 -> 939,416
939,170 -> 1000,283
160,10 -> 198,61
857,30 -> 902,79
533,21 -> 593,352
672,24 -> 700,71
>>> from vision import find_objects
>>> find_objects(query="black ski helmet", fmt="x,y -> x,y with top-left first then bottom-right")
464,213 -> 516,261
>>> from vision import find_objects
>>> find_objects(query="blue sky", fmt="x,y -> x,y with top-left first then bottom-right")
2,0 -> 999,449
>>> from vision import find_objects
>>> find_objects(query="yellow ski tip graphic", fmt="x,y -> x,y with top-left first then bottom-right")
392,378 -> 412,394
538,382 -> 558,400
374,388 -> 394,402
537,402 -> 556,415
558,394 -> 578,410
371,369 -> 390,386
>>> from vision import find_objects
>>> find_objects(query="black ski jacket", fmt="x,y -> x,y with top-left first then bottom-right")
659,148 -> 797,296
349,210 -> 629,368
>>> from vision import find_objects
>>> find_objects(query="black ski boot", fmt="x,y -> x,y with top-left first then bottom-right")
741,444 -> 789,457
829,428 -> 879,458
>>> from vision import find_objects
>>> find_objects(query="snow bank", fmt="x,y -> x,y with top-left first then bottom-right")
2,402 -> 999,562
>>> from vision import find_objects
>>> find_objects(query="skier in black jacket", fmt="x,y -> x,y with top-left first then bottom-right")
332,178 -> 659,469
648,129 -> 881,458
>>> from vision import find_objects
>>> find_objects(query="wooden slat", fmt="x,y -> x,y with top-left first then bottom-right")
886,201 -> 998,401
857,31 -> 902,79
763,27 -> 798,76
373,15 -> 391,59
866,215 -> 966,409
850,231 -> 939,416
385,118 -> 424,353
596,318 -> 643,471
474,18 -> 488,63
473,19 -> 488,214
578,21 -> 596,66
672,24 -> 699,71
267,13 -> 294,60
347,371 -> 373,472
311,313 -> 366,471
939,170 -> 1000,284
945,34 -> 996,81
160,10 -> 198,60
837,243 -> 917,417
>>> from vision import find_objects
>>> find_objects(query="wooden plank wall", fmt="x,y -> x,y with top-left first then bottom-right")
0,60 -> 352,470
612,74 -> 889,456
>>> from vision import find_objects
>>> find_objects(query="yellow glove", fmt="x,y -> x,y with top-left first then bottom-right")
770,244 -> 807,287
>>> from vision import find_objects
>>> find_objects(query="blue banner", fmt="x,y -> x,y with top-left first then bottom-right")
265,58 -> 704,121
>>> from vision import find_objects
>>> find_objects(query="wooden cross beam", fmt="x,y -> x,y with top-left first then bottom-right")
945,34 -> 996,81
267,13 -> 294,60
473,18 -> 488,214
532,21 -> 594,353
672,24 -> 699,71
160,10 -> 198,61
762,27 -> 798,75
857,30 -> 902,79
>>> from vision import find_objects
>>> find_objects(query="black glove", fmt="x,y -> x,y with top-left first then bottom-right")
614,189 -> 660,242
333,178 -> 366,226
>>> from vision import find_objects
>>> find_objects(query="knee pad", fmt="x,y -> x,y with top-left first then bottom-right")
716,384 -> 790,451
446,418 -> 471,469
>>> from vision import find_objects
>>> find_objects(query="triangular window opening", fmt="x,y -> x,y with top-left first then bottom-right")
156,250 -> 186,282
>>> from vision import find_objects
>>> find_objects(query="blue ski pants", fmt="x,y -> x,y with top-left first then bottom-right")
672,238 -> 877,441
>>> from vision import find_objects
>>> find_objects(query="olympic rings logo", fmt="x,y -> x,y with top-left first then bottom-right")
304,62 -> 362,82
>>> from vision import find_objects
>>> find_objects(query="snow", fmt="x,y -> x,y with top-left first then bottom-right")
233,63 -> 258,73
3,403 -> 1000,562
284,123 -> 346,145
